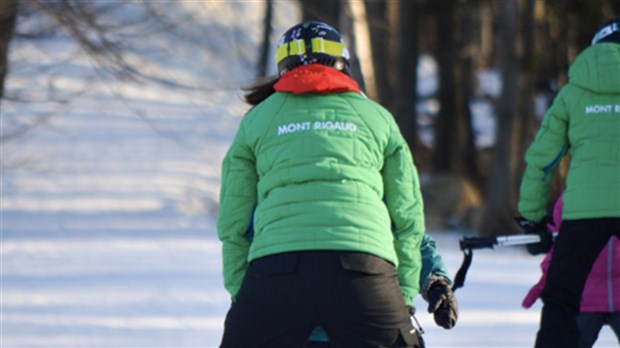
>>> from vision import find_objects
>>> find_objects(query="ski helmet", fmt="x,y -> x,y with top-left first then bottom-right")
276,22 -> 350,75
591,17 -> 620,45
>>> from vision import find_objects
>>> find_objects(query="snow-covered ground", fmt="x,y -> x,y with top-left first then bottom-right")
1,2 -> 618,347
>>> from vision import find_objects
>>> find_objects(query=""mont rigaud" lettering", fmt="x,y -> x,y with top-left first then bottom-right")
277,121 -> 357,135
584,104 -> 620,115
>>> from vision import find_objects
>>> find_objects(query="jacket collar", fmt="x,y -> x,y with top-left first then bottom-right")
274,64 -> 360,94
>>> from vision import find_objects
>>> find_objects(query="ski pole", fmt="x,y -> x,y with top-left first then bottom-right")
452,234 -> 544,291
459,234 -> 542,251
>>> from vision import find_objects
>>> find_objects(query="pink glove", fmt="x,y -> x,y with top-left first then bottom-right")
522,280 -> 545,308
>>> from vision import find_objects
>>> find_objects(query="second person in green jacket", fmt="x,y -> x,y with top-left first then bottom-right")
516,17 -> 620,348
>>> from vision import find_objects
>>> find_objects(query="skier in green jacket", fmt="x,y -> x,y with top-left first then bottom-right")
218,21 -> 425,347
515,18 -> 620,348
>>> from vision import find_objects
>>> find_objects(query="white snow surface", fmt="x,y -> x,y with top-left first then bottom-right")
1,2 -> 617,347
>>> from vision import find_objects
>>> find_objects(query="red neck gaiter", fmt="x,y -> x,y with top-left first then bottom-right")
274,64 -> 360,94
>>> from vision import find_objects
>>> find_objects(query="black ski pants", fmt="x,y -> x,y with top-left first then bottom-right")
576,312 -> 620,348
534,218 -> 620,348
219,251 -> 421,348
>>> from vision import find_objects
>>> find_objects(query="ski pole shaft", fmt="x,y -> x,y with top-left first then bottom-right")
494,234 -> 541,247
459,234 -> 541,251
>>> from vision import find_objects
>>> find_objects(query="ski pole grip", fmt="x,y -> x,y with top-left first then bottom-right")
459,236 -> 497,251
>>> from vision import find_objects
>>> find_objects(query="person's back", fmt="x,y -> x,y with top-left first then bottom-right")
518,37 -> 620,222
516,18 -> 620,348
218,21 -> 424,348
244,85 -> 420,270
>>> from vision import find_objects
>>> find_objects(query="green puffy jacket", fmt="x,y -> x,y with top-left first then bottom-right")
218,71 -> 425,306
518,43 -> 620,221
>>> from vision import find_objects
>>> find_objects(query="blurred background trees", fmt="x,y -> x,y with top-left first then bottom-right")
1,0 -> 618,235
292,0 -> 618,235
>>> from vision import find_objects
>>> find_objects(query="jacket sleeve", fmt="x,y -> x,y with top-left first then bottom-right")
217,119 -> 257,299
419,234 -> 452,288
518,89 -> 570,222
381,116 -> 425,307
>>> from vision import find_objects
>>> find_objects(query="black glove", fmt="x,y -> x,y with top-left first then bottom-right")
515,217 -> 553,255
424,276 -> 458,329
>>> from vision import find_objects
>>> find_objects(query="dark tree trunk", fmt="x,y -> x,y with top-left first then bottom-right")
257,0 -> 273,77
393,0 -> 426,160
0,0 -> 18,100
479,0 -> 520,237
364,0 -> 391,108
432,0 -> 458,173
299,0 -> 340,27
458,3 -> 481,188
515,0 -> 539,194
432,0 -> 476,180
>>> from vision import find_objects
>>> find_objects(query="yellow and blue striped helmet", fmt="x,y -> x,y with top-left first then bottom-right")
276,22 -> 350,75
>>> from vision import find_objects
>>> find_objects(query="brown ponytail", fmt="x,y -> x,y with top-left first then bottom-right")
242,76 -> 280,106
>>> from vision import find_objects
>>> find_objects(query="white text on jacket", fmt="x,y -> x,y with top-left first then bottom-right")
277,121 -> 358,135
